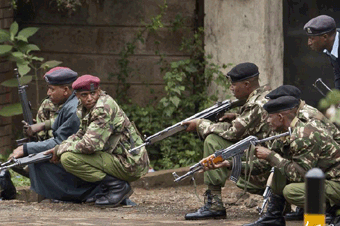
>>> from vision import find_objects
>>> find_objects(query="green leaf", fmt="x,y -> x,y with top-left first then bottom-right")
0,45 -> 13,55
15,35 -> 28,43
9,21 -> 19,40
0,29 -> 10,43
0,103 -> 22,117
40,60 -> 62,69
18,27 -> 39,39
22,44 -> 40,54
11,51 -> 25,58
0,76 -> 33,87
17,64 -> 31,76
32,56 -> 44,61
169,96 -> 180,107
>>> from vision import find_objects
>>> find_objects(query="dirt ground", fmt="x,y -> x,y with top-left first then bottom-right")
0,183 -> 303,226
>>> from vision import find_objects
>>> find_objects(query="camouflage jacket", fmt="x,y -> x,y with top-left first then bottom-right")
265,118 -> 340,182
56,91 -> 149,176
36,97 -> 58,140
298,101 -> 340,144
196,86 -> 271,141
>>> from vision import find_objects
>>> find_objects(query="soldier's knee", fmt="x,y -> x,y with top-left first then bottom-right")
60,152 -> 78,170
283,184 -> 299,202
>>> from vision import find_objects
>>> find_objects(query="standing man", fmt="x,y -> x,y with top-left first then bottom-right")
304,15 -> 340,89
243,96 -> 340,226
9,67 -> 102,202
182,62 -> 272,220
46,75 -> 149,207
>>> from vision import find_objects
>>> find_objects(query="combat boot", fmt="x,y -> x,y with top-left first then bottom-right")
243,193 -> 286,226
284,207 -> 304,221
185,190 -> 226,220
0,169 -> 16,200
95,175 -> 133,208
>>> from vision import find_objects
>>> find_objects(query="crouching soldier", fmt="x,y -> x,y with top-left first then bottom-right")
46,74 -> 150,207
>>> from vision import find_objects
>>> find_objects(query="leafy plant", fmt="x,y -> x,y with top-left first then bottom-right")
110,3 -> 231,170
318,89 -> 340,124
0,21 -> 61,117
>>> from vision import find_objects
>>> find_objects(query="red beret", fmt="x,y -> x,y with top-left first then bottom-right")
72,75 -> 101,91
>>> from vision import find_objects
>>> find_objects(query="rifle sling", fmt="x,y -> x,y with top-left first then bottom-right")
244,142 -> 256,193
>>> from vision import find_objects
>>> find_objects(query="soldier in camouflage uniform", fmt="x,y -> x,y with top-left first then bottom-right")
243,96 -> 340,226
46,75 -> 149,208
35,97 -> 57,140
265,84 -> 340,221
182,62 -> 272,220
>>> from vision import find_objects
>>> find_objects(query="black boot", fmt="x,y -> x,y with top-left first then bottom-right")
0,169 -> 16,200
185,190 -> 226,220
95,175 -> 133,208
243,194 -> 286,226
284,207 -> 304,221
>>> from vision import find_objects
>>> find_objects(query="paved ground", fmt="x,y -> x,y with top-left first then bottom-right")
0,183 -> 304,226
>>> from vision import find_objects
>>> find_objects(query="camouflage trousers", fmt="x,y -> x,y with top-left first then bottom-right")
203,134 -> 270,195
60,151 -> 140,183
283,180 -> 340,208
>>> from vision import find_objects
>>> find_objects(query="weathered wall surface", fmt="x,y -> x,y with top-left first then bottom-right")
205,0 -> 283,91
16,0 -> 196,109
0,0 -> 13,154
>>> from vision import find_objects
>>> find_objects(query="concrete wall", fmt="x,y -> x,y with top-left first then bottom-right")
16,0 -> 196,109
0,0 -> 13,154
205,0 -> 283,91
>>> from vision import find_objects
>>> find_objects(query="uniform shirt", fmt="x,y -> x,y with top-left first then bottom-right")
265,118 -> 340,182
24,92 -> 80,155
56,91 -> 149,175
324,30 -> 340,90
298,100 -> 340,144
196,86 -> 271,141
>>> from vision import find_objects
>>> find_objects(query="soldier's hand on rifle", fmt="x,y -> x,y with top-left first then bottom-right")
8,146 -> 24,160
219,113 -> 237,122
200,158 -> 231,172
44,148 -> 60,164
255,146 -> 272,160
182,119 -> 199,132
22,120 -> 45,137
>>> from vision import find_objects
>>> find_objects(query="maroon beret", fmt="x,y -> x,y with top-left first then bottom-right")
72,75 -> 101,91
44,67 -> 78,85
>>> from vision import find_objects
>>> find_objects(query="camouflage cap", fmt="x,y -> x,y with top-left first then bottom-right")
263,96 -> 299,114
44,67 -> 78,85
304,15 -> 336,36
226,62 -> 259,83
265,85 -> 301,100
72,74 -> 100,91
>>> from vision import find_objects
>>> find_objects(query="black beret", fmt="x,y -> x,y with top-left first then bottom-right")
44,67 -> 78,85
265,85 -> 301,100
304,15 -> 336,36
263,96 -> 300,114
226,62 -> 259,83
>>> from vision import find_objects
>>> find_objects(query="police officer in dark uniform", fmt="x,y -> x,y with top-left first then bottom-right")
304,15 -> 340,89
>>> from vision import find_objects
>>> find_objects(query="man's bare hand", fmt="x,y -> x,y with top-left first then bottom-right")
255,146 -> 272,160
8,146 -> 24,160
44,148 -> 60,164
219,113 -> 237,122
22,120 -> 45,137
182,119 -> 199,132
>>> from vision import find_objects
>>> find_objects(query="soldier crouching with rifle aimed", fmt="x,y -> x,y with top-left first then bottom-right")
180,62 -> 274,220
241,96 -> 340,226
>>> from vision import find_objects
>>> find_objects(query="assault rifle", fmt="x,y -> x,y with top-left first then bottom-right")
0,152 -> 52,172
257,167 -> 274,215
172,129 -> 291,183
15,68 -> 35,146
129,99 -> 245,154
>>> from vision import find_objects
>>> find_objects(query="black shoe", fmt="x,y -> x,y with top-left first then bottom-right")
243,194 -> 286,226
185,190 -> 226,220
0,169 -> 16,200
95,175 -> 133,208
284,207 -> 303,221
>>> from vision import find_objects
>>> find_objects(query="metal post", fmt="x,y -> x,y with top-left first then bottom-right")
304,168 -> 325,226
